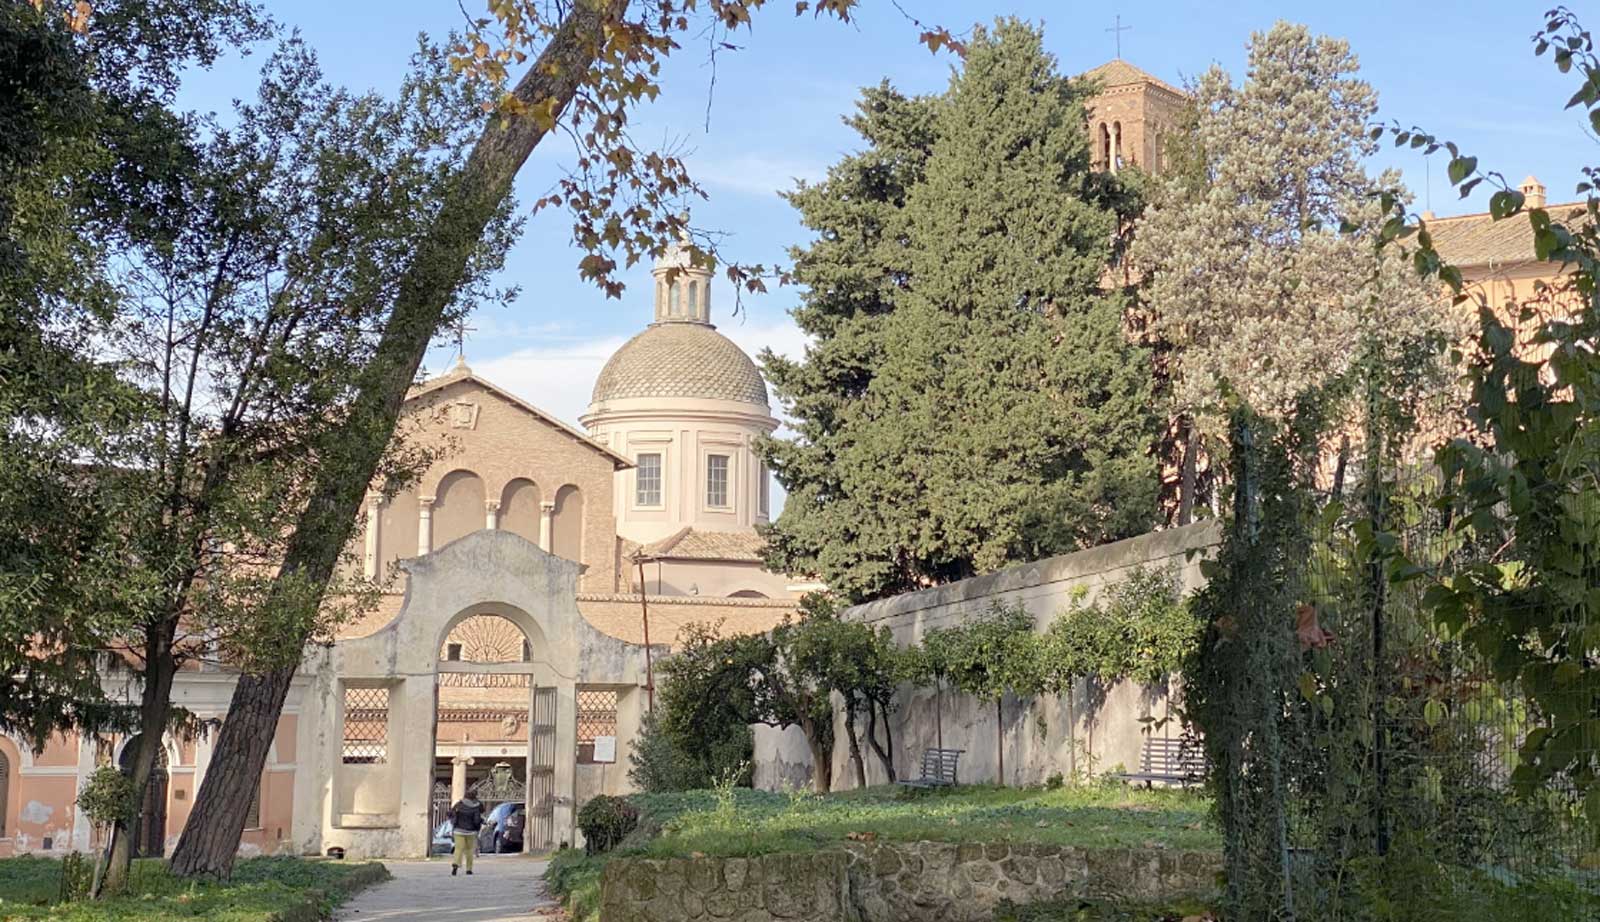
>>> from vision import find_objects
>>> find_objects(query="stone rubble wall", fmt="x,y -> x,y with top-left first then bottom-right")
598,842 -> 1220,922
600,852 -> 850,922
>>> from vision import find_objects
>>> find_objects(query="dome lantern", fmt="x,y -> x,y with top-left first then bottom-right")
653,236 -> 714,325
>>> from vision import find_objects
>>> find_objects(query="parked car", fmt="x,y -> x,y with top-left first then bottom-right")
478,802 -> 526,854
430,820 -> 455,856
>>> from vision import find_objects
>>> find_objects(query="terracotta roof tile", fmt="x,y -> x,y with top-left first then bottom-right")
591,322 -> 769,406
1429,200 -> 1590,269
641,527 -> 767,562
1081,59 -> 1187,98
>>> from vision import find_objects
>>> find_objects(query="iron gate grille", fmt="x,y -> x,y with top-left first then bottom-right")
576,688 -> 618,764
342,686 -> 388,763
528,686 -> 557,852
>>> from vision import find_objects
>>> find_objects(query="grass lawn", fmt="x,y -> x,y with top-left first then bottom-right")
546,782 -> 1218,922
630,782 -> 1218,858
0,855 -> 388,921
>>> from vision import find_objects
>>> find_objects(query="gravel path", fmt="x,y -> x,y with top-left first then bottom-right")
335,855 -> 561,922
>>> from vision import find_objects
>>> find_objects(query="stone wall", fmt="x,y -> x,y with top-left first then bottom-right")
600,852 -> 850,922
598,842 -> 1220,922
754,523 -> 1221,792
843,841 -> 1218,922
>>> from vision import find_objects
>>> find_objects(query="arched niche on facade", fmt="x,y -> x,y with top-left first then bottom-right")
433,469 -> 486,548
499,478 -> 541,546
379,484 -> 420,581
438,609 -> 543,666
550,484 -> 583,563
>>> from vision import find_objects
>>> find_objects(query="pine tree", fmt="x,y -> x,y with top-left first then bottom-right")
763,20 -> 1159,603
1131,22 -> 1452,431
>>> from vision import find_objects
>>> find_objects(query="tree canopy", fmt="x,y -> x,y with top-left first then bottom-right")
762,20 -> 1159,603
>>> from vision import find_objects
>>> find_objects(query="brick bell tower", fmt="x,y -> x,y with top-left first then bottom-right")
1081,59 -> 1189,175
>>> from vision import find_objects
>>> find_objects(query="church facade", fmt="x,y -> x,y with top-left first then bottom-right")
0,245 -> 800,860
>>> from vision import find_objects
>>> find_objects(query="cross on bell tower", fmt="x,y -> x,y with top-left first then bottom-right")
450,316 -> 476,368
1106,15 -> 1132,59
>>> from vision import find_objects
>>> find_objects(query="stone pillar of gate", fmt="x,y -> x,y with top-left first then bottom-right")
451,754 -> 474,804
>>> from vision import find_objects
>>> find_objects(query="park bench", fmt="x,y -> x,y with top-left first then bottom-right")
897,748 -> 964,789
1115,737 -> 1206,788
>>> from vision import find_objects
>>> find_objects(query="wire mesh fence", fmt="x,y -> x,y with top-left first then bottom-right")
1191,398 -> 1600,920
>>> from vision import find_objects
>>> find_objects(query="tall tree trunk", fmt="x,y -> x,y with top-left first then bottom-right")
801,716 -> 832,793
843,703 -> 866,788
1177,417 -> 1199,526
99,622 -> 177,895
996,697 -> 1004,786
865,698 -> 896,782
168,1 -> 623,879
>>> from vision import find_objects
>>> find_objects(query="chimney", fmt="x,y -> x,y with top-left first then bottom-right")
1519,175 -> 1547,209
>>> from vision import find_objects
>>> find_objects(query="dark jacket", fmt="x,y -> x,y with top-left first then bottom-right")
450,798 -> 485,833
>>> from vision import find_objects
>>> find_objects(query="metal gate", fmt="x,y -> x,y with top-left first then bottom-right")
528,685 -> 557,852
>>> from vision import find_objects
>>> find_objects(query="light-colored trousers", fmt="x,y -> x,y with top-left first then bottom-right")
453,832 -> 476,871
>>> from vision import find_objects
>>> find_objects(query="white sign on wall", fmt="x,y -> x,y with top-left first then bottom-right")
592,735 -> 617,764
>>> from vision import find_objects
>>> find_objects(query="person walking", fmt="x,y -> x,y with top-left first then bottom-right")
448,793 -> 485,876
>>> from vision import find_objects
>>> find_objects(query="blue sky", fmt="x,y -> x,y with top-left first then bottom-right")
179,1 -> 1596,429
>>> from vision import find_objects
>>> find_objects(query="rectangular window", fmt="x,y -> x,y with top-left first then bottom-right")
758,464 -> 770,516
706,454 -> 729,508
575,688 -> 619,765
635,452 -> 662,507
342,686 -> 388,764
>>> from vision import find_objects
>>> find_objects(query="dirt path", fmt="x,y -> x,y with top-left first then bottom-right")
335,855 -> 561,922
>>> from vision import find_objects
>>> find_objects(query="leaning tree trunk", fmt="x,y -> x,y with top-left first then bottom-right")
167,1 -> 623,879
865,698 -> 896,782
843,703 -> 866,788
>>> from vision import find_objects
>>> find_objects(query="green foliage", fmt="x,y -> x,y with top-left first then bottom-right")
635,784 -> 1215,859
1347,836 -> 1600,922
1041,567 -> 1198,689
76,766 -> 139,828
643,623 -> 758,792
577,794 -> 640,856
627,707 -> 725,793
1374,4 -> 1600,815
924,602 -> 1045,705
544,849 -> 604,922
762,19 -> 1159,603
0,855 -> 386,918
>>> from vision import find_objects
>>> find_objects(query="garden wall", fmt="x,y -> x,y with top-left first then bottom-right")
598,842 -> 1221,922
753,522 -> 1221,791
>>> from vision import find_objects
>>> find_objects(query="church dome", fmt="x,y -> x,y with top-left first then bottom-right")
591,322 -> 769,407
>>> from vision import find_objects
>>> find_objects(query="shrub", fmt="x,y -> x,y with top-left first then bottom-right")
629,708 -> 723,792
577,795 -> 639,855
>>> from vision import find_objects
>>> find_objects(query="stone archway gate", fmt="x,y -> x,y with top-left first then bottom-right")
312,530 -> 664,858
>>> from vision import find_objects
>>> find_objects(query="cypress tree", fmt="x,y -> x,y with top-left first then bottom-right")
763,20 -> 1159,602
